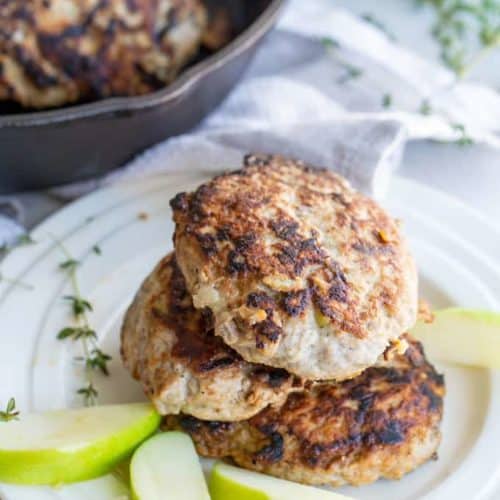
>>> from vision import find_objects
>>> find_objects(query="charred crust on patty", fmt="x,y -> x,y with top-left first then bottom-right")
121,253 -> 300,420
247,292 -> 276,310
171,154 -> 418,380
270,218 -> 299,241
170,192 -> 190,212
281,289 -> 310,317
159,257 -> 241,374
254,319 -> 283,347
195,233 -> 218,257
259,368 -> 293,389
253,431 -> 284,464
164,336 -> 445,486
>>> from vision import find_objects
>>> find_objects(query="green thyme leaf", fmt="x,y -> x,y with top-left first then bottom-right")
77,384 -> 98,406
16,234 -> 35,247
337,64 -> 363,84
451,122 -> 474,145
57,327 -> 78,340
419,99 -> 433,115
0,233 -> 36,259
321,36 -> 341,49
0,398 -> 19,422
361,13 -> 398,41
59,259 -> 79,271
57,326 -> 96,341
87,349 -> 112,376
64,295 -> 93,316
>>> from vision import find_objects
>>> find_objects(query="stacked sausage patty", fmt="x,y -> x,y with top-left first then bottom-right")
121,154 -> 445,488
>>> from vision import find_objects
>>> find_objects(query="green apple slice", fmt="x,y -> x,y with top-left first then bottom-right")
209,462 -> 354,500
0,403 -> 160,485
411,307 -> 500,369
130,431 -> 210,500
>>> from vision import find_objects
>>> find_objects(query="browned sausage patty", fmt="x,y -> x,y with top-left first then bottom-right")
171,154 -> 418,381
121,253 -> 301,421
0,0 -> 206,108
165,336 -> 444,487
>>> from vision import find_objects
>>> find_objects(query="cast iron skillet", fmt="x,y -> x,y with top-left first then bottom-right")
0,0 -> 285,193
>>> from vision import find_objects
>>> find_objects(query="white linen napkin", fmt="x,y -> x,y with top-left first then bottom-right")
2,1 -> 500,246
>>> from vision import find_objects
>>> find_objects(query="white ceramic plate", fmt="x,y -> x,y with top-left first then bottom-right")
0,174 -> 499,500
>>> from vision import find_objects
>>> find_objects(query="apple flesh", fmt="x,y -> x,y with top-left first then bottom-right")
209,462 -> 354,500
0,403 -> 160,485
411,307 -> 500,369
130,431 -> 210,500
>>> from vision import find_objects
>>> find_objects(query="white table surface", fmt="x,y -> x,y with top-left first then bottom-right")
13,1 -> 500,232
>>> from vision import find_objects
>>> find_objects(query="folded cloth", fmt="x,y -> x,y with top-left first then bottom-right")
56,75 -> 407,200
2,1 -> 500,246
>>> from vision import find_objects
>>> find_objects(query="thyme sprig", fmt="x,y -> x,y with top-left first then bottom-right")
418,0 -> 500,76
54,238 -> 111,406
0,398 -> 19,422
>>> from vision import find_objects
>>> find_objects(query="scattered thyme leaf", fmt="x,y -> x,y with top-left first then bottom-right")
337,64 -> 363,84
382,93 -> 393,108
1,233 -> 36,257
419,99 -> 433,115
0,398 -> 19,422
456,135 -> 474,145
16,234 -> 35,247
59,259 -> 79,271
452,122 -> 466,133
321,36 -> 341,49
451,122 -> 474,145
361,13 -> 398,40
